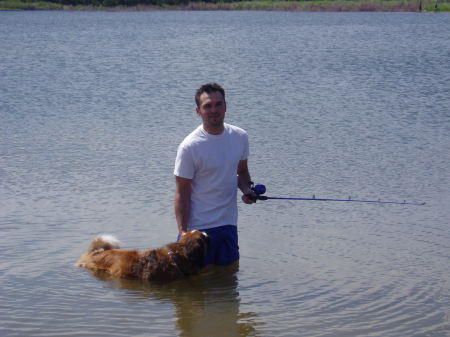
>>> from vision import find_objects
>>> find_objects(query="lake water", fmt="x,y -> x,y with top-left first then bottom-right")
1,10 -> 449,337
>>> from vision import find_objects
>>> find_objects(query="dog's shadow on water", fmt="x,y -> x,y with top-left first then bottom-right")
90,262 -> 261,337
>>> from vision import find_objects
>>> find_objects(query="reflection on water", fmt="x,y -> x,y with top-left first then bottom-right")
90,263 -> 260,337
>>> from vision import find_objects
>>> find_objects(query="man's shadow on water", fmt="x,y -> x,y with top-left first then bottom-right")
91,262 -> 261,337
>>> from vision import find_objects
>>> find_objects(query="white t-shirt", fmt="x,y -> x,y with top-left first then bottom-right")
174,123 -> 249,230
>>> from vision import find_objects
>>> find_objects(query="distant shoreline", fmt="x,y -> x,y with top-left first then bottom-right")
1,0 -> 449,12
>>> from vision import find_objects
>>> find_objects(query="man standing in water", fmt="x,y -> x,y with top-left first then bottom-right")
174,83 -> 255,266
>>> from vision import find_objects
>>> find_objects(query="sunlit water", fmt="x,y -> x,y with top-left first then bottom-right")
1,10 -> 449,337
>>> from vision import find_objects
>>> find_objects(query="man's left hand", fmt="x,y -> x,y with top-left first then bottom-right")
242,192 -> 256,204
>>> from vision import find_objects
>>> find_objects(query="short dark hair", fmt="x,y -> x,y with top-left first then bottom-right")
195,83 -> 225,108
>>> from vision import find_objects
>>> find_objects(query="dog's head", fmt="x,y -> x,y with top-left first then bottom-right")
180,230 -> 209,266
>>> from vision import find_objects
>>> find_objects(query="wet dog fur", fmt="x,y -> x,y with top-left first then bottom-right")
76,230 -> 209,282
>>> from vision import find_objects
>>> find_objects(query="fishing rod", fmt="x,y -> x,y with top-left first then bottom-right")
249,183 -> 425,206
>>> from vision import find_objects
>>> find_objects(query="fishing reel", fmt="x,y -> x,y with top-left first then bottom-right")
249,182 -> 268,201
250,182 -> 266,196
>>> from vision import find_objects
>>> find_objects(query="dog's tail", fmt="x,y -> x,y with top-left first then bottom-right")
87,234 -> 121,253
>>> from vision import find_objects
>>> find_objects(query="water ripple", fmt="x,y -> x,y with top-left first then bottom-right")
1,10 -> 449,337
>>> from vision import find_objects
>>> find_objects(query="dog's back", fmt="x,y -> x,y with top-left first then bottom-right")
76,231 -> 209,281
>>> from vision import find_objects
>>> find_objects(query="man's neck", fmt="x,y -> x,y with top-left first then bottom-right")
203,123 -> 224,135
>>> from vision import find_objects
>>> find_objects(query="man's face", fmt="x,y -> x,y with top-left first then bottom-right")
196,91 -> 226,130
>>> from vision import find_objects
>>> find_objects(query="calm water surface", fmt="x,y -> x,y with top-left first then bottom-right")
1,10 -> 449,337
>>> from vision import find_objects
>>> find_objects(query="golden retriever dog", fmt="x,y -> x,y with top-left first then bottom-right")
76,230 -> 209,282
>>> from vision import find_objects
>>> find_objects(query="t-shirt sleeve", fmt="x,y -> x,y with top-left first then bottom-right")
241,131 -> 249,160
174,144 -> 195,179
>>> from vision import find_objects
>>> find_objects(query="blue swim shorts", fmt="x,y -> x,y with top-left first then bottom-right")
178,225 -> 239,266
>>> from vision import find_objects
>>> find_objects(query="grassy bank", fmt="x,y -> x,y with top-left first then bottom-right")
1,0 -> 448,11
1,0 -> 63,9
183,0 -> 449,11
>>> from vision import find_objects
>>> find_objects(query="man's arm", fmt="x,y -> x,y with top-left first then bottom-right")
174,175 -> 192,235
237,159 -> 255,204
